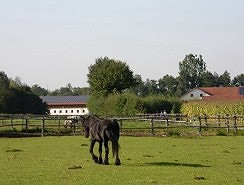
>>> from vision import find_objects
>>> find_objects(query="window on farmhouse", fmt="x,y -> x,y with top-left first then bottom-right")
65,110 -> 68,113
71,110 -> 73,113
77,110 -> 79,113
200,94 -> 203,97
54,110 -> 56,113
59,110 -> 62,113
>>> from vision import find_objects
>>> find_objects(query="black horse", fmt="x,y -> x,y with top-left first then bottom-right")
82,115 -> 121,165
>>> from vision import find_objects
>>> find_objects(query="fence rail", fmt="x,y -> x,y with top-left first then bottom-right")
115,113 -> 244,136
0,114 -> 244,137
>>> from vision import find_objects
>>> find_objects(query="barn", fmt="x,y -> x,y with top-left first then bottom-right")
181,86 -> 244,101
40,96 -> 89,116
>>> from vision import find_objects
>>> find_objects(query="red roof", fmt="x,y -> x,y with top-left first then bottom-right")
199,87 -> 240,96
199,87 -> 244,100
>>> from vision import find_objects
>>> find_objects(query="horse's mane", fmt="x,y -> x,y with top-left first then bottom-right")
88,114 -> 103,121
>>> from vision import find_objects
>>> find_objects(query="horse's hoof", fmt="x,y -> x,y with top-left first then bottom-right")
103,160 -> 109,165
98,158 -> 103,164
93,156 -> 99,163
115,160 -> 121,166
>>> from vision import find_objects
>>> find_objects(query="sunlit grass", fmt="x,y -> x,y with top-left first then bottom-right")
0,136 -> 243,185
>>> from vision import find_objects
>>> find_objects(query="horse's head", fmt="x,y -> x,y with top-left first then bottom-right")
63,120 -> 70,128
82,116 -> 90,138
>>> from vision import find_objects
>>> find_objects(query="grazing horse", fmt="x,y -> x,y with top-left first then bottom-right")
82,115 -> 121,165
64,116 -> 80,128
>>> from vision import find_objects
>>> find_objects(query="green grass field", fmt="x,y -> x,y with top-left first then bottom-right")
0,136 -> 243,185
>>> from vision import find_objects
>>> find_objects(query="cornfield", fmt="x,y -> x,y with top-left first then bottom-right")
181,99 -> 244,117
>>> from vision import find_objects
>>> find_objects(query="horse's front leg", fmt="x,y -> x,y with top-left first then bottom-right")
103,140 -> 109,165
89,140 -> 98,163
98,141 -> 103,164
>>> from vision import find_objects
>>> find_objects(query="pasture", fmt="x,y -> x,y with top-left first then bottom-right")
0,136 -> 243,185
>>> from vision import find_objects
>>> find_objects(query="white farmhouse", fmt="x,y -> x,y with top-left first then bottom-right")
41,96 -> 89,116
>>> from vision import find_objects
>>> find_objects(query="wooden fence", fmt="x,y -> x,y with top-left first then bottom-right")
115,113 -> 244,136
0,114 -> 83,137
0,114 -> 244,137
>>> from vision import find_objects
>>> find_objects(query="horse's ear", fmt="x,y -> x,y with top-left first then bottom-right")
83,115 -> 90,121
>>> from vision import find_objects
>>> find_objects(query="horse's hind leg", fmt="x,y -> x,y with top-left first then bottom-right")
103,140 -> 109,165
98,141 -> 103,164
114,148 -> 121,166
89,140 -> 98,163
113,140 -> 121,165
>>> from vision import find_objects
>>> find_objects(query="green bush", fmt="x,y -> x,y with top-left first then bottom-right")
88,93 -> 182,116
88,92 -> 143,116
142,95 -> 181,114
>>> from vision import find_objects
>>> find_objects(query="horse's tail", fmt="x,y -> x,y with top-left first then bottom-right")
111,135 -> 119,158
105,120 -> 120,157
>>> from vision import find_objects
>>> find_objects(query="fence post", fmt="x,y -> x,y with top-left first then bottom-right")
25,115 -> 29,132
204,114 -> 207,125
217,114 -> 221,127
21,116 -> 24,131
73,121 -> 76,136
225,114 -> 230,135
41,116 -> 45,137
198,116 -> 202,136
58,115 -> 61,135
10,115 -> 13,130
150,118 -> 154,136
233,115 -> 237,135
119,119 -> 123,132
186,114 -> 189,126
165,117 -> 169,130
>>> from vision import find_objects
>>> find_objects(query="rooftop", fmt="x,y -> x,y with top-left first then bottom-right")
40,96 -> 89,105
199,87 -> 241,97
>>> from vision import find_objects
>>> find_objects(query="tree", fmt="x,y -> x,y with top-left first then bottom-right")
31,84 -> 49,96
128,74 -> 144,96
50,83 -> 73,96
0,71 -> 47,114
143,79 -> 160,95
232,73 -> 244,86
48,84 -> 89,96
87,56 -> 136,97
178,54 -> 206,95
6,86 -> 47,114
217,70 -> 231,87
0,71 -> 10,112
199,71 -> 218,87
57,83 -> 73,95
158,74 -> 178,96
72,87 -> 90,95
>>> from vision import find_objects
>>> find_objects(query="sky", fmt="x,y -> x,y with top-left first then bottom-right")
0,0 -> 244,90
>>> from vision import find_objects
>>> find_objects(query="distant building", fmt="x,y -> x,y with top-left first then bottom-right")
41,96 -> 89,115
180,87 -> 244,101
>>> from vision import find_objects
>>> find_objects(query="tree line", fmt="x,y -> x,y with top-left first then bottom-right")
30,54 -> 244,97
0,72 -> 47,114
1,53 -> 244,115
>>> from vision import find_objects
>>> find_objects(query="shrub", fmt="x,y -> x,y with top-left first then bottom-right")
88,92 -> 143,116
88,93 -> 182,116
142,96 -> 182,114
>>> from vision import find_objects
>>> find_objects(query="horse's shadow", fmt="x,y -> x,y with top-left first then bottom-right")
145,161 -> 211,168
126,161 -> 210,168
